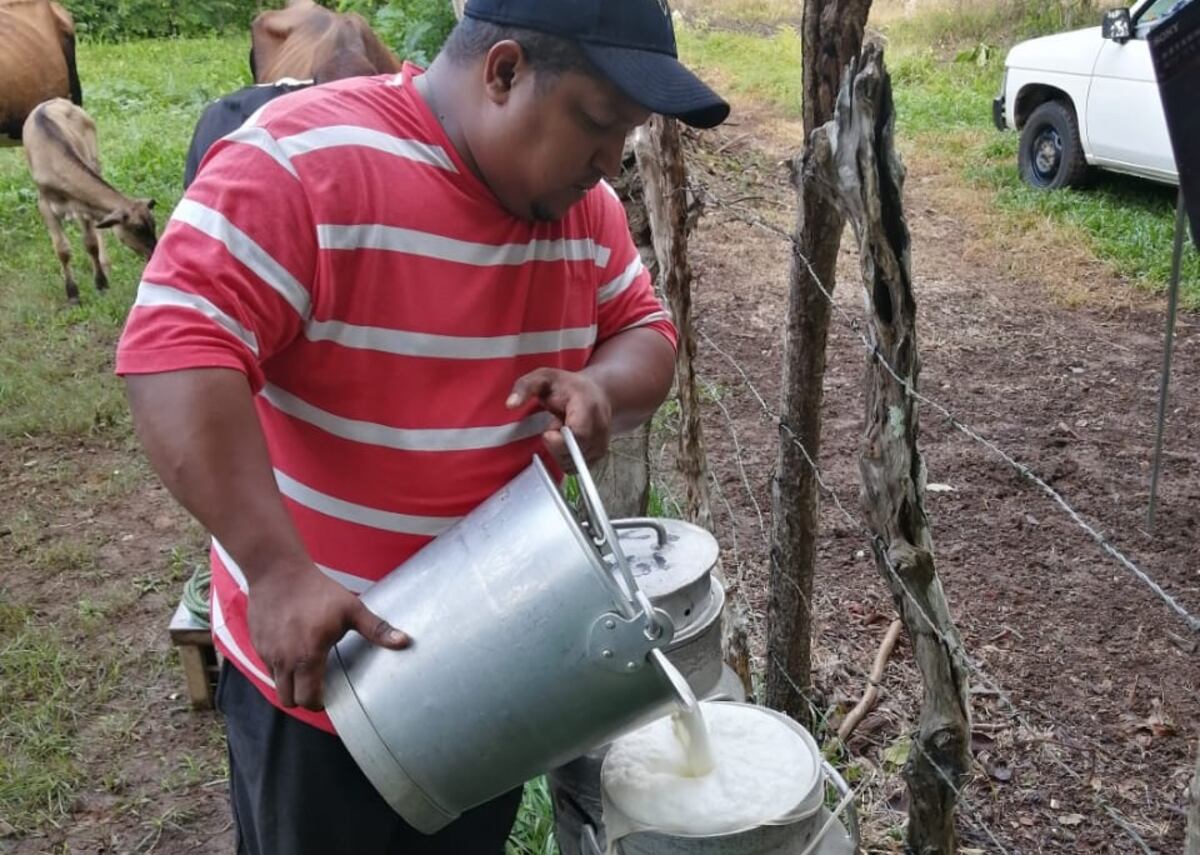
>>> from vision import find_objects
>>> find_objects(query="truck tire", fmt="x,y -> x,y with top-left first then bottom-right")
1018,100 -> 1088,190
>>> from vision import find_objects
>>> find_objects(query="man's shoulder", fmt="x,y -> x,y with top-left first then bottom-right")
254,73 -> 424,141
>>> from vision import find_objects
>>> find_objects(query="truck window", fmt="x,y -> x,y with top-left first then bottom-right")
1136,0 -> 1182,26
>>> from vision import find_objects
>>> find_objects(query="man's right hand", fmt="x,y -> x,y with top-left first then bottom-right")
125,370 -> 412,711
246,564 -> 412,711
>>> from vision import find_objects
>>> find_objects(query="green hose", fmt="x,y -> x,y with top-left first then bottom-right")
182,562 -> 212,628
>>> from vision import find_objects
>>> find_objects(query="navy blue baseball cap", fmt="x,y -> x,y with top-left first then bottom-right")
463,0 -> 731,129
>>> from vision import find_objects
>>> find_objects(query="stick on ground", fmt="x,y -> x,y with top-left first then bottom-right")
838,619 -> 903,743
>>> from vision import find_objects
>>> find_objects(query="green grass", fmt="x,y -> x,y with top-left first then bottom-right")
507,776 -> 560,855
878,0 -> 1098,49
886,40 -> 1200,305
0,35 -> 249,438
679,26 -> 802,116
678,12 -> 1200,306
0,595 -> 123,832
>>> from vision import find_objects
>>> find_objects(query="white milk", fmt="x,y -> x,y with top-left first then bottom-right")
671,704 -> 714,777
603,702 -> 818,837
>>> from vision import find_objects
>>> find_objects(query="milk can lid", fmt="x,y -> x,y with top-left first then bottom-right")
614,519 -> 719,600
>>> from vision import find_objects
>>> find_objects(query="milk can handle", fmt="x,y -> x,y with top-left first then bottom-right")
821,759 -> 861,847
610,518 -> 668,548
562,427 -> 662,639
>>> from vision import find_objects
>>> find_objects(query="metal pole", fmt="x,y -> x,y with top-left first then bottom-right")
1147,189 -> 1187,528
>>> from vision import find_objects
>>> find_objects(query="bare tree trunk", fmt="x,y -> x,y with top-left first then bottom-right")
1188,741 -> 1200,855
593,431 -> 651,518
591,147 -> 659,520
807,41 -> 971,854
449,0 -> 465,21
633,118 -> 713,532
766,0 -> 872,726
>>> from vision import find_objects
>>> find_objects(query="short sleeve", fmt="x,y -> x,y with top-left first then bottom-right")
116,120 -> 317,393
591,183 -> 678,350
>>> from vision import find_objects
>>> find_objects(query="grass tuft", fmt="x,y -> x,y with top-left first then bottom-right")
506,776 -> 560,855
678,26 -> 803,116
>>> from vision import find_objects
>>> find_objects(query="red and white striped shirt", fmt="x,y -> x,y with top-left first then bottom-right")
116,64 -> 675,732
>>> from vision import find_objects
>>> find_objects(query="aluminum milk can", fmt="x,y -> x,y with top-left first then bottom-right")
324,429 -> 688,833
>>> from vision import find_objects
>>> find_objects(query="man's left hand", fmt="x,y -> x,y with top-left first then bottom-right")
506,368 -> 612,468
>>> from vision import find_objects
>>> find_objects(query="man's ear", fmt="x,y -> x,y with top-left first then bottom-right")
483,39 -> 524,105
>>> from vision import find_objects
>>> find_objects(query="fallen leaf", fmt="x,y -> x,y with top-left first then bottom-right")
986,759 -> 1013,782
926,483 -> 956,493
1058,813 -> 1085,827
970,731 -> 996,754
884,736 -> 911,771
1119,706 -> 1178,746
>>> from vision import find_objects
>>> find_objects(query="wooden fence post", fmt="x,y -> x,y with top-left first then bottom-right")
633,118 -> 714,532
767,0 -> 872,726
806,41 -> 971,853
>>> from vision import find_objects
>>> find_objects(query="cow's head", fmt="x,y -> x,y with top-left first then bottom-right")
96,198 -> 157,259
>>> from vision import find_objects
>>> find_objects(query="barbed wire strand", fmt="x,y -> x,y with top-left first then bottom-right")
707,466 -> 747,588
697,187 -> 1200,634
703,378 -> 768,539
694,332 -> 1160,852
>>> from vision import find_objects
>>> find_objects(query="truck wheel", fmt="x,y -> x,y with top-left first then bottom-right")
1018,101 -> 1088,190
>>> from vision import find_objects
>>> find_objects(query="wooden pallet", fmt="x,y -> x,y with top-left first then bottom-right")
168,599 -> 220,710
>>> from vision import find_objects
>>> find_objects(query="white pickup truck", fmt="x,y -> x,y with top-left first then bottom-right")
993,0 -> 1182,189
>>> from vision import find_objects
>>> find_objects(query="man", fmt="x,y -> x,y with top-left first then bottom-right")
117,0 -> 728,852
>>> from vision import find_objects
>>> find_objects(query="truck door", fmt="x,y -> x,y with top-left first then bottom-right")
1085,0 -> 1179,176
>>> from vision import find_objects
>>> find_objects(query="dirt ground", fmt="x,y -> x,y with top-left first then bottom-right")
2,94 -> 1198,855
680,100 -> 1200,852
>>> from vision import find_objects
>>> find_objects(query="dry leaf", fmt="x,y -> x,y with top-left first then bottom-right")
884,737 -> 911,771
1119,705 -> 1177,747
986,759 -> 1013,782
1058,813 -> 1085,827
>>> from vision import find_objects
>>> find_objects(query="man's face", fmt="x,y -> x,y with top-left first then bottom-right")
471,49 -> 651,222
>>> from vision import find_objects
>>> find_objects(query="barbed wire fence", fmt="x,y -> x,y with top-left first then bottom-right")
642,180 -> 1198,850
696,185 -> 1200,636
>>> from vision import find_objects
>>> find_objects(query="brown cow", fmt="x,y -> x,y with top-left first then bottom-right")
23,99 -> 157,304
250,0 -> 402,84
0,0 -> 81,144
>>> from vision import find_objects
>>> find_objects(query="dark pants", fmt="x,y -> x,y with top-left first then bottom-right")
216,661 -> 523,855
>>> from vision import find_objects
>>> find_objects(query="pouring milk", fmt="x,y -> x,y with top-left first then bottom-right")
600,657 -> 818,849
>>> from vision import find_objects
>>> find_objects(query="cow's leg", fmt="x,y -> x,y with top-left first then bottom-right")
81,218 -> 110,292
36,198 -> 78,303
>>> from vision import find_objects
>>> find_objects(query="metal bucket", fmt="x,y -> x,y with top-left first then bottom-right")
593,704 -> 858,855
325,429 -> 684,834
582,802 -> 857,855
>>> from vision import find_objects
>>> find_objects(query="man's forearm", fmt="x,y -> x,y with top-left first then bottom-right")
125,368 -> 310,581
582,326 -> 676,434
